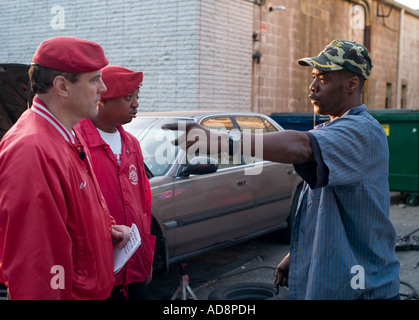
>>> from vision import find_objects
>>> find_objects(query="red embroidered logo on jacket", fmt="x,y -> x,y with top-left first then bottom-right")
129,165 -> 138,185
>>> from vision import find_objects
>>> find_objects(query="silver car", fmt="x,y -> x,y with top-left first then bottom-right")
123,111 -> 303,272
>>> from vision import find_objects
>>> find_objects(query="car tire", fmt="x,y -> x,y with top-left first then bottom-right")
207,282 -> 275,300
406,194 -> 419,207
151,218 -> 167,274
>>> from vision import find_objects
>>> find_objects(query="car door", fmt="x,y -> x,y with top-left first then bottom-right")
232,115 -> 298,234
171,116 -> 261,258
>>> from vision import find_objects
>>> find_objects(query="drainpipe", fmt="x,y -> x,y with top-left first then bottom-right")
396,8 -> 404,109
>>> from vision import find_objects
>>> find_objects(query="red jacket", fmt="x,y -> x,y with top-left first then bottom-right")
75,119 -> 155,286
0,97 -> 115,299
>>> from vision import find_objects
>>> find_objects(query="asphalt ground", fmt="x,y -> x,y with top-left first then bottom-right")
389,193 -> 419,299
148,192 -> 419,301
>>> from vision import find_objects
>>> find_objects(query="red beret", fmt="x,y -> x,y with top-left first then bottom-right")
100,66 -> 143,100
31,36 -> 109,73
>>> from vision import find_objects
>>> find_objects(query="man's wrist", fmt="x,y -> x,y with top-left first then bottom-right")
227,129 -> 242,156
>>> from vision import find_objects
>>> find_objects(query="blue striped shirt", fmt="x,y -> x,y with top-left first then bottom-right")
290,105 -> 400,300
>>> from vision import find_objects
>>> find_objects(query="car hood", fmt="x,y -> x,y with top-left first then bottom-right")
0,64 -> 33,138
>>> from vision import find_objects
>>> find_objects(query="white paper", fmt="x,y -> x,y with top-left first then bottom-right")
113,223 -> 141,274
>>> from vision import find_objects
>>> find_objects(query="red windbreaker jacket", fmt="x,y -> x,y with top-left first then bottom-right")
0,97 -> 115,299
74,119 -> 155,286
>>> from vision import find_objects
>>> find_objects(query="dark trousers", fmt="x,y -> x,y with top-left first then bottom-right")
108,282 -> 148,300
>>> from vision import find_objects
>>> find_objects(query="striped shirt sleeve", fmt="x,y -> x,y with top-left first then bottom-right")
294,132 -> 329,189
307,116 -> 371,187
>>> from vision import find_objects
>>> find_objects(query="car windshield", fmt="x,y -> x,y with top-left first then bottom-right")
124,117 -> 194,176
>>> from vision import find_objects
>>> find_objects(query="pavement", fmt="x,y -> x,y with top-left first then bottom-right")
389,192 -> 419,299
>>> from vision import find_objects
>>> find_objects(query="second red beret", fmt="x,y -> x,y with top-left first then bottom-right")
100,65 -> 143,100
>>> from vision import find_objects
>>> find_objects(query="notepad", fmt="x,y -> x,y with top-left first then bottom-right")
113,223 -> 141,273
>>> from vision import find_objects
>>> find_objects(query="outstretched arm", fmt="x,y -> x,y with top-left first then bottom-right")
162,122 -> 313,164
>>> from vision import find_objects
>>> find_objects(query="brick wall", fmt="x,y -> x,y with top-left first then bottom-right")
252,0 -> 419,113
252,0 -> 365,114
0,0 -> 253,112
0,0 -> 418,117
196,0 -> 253,111
399,11 -> 419,109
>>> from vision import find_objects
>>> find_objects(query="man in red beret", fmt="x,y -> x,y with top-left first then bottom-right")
74,66 -> 155,300
0,36 -> 130,299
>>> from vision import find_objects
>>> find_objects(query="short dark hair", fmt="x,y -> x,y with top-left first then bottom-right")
28,64 -> 80,94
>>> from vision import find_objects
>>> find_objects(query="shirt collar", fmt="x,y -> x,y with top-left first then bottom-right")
78,118 -> 127,148
314,104 -> 367,129
345,104 -> 367,116
31,96 -> 76,144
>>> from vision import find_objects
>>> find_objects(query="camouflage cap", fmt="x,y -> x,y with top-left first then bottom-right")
298,40 -> 373,80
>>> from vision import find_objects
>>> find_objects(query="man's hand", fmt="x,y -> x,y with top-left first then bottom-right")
111,225 -> 130,249
274,253 -> 290,294
162,121 -> 224,157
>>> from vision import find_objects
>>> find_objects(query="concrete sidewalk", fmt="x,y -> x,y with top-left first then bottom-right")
390,193 -> 419,299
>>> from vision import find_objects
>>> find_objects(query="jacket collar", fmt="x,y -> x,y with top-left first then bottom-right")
31,96 -> 77,144
78,118 -> 127,148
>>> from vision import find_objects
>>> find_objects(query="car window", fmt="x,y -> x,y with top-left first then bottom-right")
201,117 -> 239,170
234,116 -> 278,163
124,117 -> 193,176
235,116 -> 277,133
201,117 -> 234,131
263,118 -> 279,132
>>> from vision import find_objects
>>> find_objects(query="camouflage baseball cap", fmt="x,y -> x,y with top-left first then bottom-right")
298,40 -> 373,80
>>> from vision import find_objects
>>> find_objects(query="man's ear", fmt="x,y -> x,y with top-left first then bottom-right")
52,75 -> 69,97
346,75 -> 360,93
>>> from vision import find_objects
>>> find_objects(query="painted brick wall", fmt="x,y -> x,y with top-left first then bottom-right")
1,0 -> 417,118
196,0 -> 253,111
0,0 -> 253,112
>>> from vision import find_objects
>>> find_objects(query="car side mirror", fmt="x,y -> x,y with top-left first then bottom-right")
179,156 -> 218,177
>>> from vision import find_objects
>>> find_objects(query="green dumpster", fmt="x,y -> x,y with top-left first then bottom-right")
270,113 -> 330,131
368,109 -> 419,206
